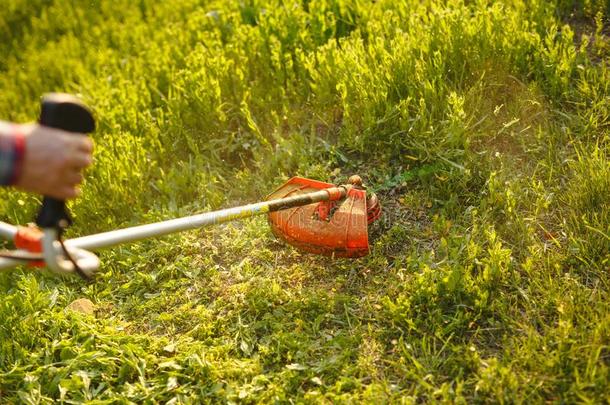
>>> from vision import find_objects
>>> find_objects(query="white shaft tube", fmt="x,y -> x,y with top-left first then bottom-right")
0,188 -> 334,271
65,201 -> 271,251
66,189 -> 333,251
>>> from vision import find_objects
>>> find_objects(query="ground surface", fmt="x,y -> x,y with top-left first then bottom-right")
0,0 -> 609,403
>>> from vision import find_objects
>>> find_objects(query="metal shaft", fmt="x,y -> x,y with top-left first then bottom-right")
66,187 -> 344,251
0,187 -> 347,271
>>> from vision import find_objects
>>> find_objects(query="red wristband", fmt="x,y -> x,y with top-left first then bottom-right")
9,125 -> 26,185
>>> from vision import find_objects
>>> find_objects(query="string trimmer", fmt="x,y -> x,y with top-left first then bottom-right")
0,94 -> 382,280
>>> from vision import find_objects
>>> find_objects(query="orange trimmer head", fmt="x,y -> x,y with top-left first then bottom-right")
267,176 -> 381,258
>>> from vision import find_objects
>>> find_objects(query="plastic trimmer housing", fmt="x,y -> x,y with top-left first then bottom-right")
267,176 -> 375,257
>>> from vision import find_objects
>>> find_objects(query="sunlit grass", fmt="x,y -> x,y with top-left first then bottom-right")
0,0 -> 608,402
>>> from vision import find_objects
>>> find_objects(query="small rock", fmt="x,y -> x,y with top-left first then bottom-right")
66,298 -> 95,315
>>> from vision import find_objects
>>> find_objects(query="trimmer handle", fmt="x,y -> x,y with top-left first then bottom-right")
35,94 -> 95,229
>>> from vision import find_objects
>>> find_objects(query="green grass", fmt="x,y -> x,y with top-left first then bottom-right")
1,0 -> 609,402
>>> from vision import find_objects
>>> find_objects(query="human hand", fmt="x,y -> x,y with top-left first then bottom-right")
14,123 -> 93,199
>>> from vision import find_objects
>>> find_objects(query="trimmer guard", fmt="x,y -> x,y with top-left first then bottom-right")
267,177 -> 369,257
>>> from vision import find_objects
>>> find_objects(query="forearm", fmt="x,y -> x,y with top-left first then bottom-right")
0,121 -> 25,186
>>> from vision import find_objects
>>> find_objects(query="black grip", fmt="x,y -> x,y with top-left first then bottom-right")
35,94 -> 95,229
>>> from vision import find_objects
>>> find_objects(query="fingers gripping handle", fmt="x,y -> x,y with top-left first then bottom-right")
34,94 -> 98,279
35,94 -> 95,228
